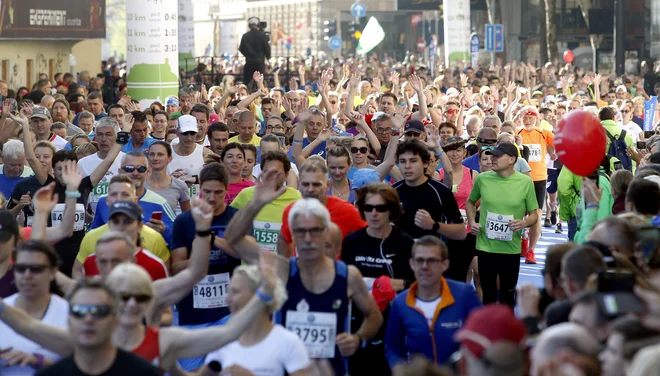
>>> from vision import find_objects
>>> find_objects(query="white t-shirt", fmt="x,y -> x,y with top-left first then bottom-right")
79,151 -> 125,213
170,134 -> 210,147
252,163 -> 299,179
48,134 -> 68,151
415,297 -> 441,327
0,294 -> 69,375
620,121 -> 644,143
204,325 -> 310,376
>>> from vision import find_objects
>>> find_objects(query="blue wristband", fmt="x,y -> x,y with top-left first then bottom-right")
293,139 -> 303,144
256,287 -> 273,303
65,191 -> 81,199
586,203 -> 599,209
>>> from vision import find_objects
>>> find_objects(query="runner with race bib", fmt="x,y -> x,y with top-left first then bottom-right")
466,142 -> 539,308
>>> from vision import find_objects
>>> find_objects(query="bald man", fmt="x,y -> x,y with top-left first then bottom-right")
228,111 -> 261,146
531,323 -> 600,376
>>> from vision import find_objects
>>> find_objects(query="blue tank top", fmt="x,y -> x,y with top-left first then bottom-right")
277,258 -> 350,376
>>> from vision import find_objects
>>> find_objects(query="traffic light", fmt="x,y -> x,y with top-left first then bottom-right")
348,20 -> 360,39
323,19 -> 337,41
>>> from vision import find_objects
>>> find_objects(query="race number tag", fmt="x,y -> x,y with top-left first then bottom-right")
88,182 -> 109,213
286,311 -> 337,358
459,209 -> 468,224
253,221 -> 280,252
51,203 -> 86,231
525,144 -> 542,163
192,273 -> 230,309
485,212 -> 514,241
189,183 -> 200,198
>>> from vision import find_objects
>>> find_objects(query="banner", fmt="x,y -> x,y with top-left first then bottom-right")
644,96 -> 657,132
126,0 -> 179,109
356,17 -> 385,56
178,0 -> 195,67
397,0 -> 440,11
443,0 -> 470,67
0,0 -> 106,39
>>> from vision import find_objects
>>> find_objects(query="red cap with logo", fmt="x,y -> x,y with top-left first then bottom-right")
454,304 -> 527,358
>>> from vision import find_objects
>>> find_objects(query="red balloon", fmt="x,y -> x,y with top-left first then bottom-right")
555,110 -> 606,177
563,50 -> 575,64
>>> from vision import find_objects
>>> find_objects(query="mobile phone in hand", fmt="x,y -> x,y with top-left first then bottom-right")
637,141 -> 647,150
150,211 -> 162,221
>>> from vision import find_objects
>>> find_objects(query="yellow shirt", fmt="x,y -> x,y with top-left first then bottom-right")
76,224 -> 170,263
228,134 -> 262,147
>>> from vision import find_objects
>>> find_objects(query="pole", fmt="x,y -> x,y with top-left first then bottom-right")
490,0 -> 495,66
614,0 -> 625,75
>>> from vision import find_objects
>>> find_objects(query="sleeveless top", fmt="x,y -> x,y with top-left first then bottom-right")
277,258 -> 350,376
328,179 -> 356,204
133,326 -> 161,368
439,166 -> 474,232
169,144 -> 205,177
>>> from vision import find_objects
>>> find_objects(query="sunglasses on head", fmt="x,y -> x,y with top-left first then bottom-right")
477,138 -> 497,145
481,145 -> 495,151
122,165 -> 148,173
363,204 -> 389,213
69,304 -> 113,319
119,293 -> 152,304
351,147 -> 369,154
14,264 -> 49,274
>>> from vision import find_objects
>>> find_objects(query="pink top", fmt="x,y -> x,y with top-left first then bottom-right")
225,179 -> 255,204
439,166 -> 475,232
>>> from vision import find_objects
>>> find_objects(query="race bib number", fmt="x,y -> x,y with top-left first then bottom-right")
189,183 -> 200,198
88,182 -> 109,214
253,221 -> 281,252
51,203 -> 86,231
286,311 -> 337,358
485,212 -> 514,241
459,209 -> 467,224
192,273 -> 230,309
525,144 -> 542,163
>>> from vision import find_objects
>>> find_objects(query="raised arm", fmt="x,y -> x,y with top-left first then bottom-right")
375,131 -> 400,181
0,297 -> 73,356
409,74 -> 428,120
425,124 -> 452,187
9,106 -> 48,185
290,109 -> 310,168
318,69 -> 336,125
159,254 -> 276,366
351,112 -> 381,155
390,71 -> 400,98
151,198 -> 214,320
89,114 -> 132,186
342,72 -> 360,118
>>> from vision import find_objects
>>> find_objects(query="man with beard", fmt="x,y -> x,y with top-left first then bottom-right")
30,107 -> 67,150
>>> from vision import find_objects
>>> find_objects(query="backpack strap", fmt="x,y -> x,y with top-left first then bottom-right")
618,129 -> 627,141
605,129 -> 616,143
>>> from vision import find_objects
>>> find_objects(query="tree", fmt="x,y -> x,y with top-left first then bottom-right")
544,0 -> 558,63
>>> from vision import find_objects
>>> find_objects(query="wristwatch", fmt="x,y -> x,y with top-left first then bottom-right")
432,222 -> 440,232
116,131 -> 130,145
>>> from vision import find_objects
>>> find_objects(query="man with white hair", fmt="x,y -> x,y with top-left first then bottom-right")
79,117 -> 126,215
0,140 -> 33,199
531,322 -> 601,376
225,167 -> 383,376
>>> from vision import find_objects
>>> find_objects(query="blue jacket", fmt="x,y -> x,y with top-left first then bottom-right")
385,277 -> 482,368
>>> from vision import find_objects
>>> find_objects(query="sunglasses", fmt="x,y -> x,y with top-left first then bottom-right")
444,109 -> 459,115
70,304 -> 113,319
363,204 -> 389,213
477,138 -> 497,145
481,145 -> 495,151
122,165 -> 148,173
405,132 -> 420,137
180,131 -> 196,136
351,147 -> 369,154
621,110 -> 631,114
119,293 -> 152,304
14,264 -> 49,274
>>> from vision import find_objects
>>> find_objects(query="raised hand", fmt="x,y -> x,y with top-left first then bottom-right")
349,71 -> 360,90
593,73 -> 603,87
61,160 -> 83,190
122,112 -> 135,133
254,168 -> 287,205
409,74 -> 423,92
190,197 -> 214,231
390,71 -> 400,86
253,71 -> 264,89
372,77 -> 381,91
490,86 -> 500,101
8,110 -> 28,128
32,183 -> 58,214
425,124 -> 440,149
460,73 -> 468,88
288,77 -> 299,91
1,99 -> 12,116
201,84 -> 209,100
19,102 -> 33,118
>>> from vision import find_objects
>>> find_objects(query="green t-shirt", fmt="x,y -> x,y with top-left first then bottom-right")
230,186 -> 301,251
468,171 -> 539,254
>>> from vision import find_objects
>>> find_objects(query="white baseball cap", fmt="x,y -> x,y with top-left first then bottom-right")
616,85 -> 627,93
178,115 -> 198,133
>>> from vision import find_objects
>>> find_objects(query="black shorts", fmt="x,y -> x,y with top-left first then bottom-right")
533,180 -> 547,209
546,169 -> 559,194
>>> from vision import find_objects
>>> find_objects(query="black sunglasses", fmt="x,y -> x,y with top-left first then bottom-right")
70,304 -> 113,319
122,165 -> 148,173
180,131 -> 197,136
351,147 -> 369,154
119,293 -> 152,304
477,138 -> 497,145
14,264 -> 49,274
363,204 -> 389,213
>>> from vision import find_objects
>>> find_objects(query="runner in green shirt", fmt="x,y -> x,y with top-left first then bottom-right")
466,142 -> 539,307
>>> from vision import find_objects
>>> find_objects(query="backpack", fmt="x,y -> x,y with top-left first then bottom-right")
605,129 -> 633,171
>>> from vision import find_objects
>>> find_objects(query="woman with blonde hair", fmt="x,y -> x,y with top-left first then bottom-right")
197,264 -> 311,376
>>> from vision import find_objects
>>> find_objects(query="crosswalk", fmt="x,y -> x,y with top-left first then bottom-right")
517,222 -> 569,288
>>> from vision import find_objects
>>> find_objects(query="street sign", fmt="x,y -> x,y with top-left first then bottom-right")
351,2 -> 367,18
328,35 -> 342,51
417,38 -> 426,52
470,33 -> 479,68
285,42 -> 292,50
485,24 -> 504,52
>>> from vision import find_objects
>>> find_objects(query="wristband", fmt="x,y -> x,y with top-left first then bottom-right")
293,139 -> 303,144
432,222 -> 440,232
586,203 -> 600,209
196,229 -> 213,237
32,353 -> 44,369
116,131 -> 130,145
434,150 -> 444,157
256,287 -> 273,302
65,191 -> 81,199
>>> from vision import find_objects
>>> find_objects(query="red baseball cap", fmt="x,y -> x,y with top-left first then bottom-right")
454,304 -> 527,358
